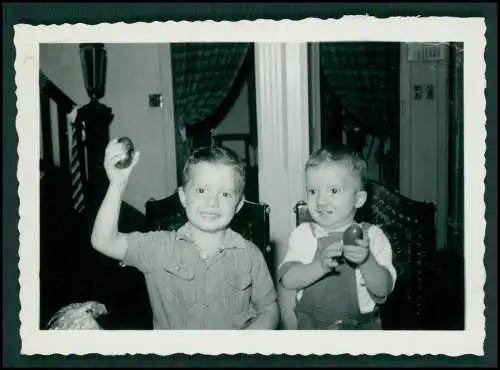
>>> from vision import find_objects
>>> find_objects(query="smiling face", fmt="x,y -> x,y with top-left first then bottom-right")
179,162 -> 244,234
305,161 -> 367,232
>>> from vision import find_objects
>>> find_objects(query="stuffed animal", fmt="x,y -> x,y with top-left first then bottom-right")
47,301 -> 108,330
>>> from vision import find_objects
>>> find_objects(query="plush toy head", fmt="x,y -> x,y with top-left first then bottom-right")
47,301 -> 108,330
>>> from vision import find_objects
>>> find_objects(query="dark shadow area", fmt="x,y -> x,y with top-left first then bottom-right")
40,166 -> 153,330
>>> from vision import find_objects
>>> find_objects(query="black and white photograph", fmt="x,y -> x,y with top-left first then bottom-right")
15,17 -> 486,356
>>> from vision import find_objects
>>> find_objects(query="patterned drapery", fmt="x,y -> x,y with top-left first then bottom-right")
170,42 -> 251,181
320,42 -> 400,139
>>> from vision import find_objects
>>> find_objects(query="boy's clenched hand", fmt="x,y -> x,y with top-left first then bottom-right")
343,237 -> 370,265
104,138 -> 140,187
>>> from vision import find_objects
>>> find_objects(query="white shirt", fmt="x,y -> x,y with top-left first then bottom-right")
280,222 -> 397,314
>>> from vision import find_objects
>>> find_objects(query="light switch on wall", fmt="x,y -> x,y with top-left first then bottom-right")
149,94 -> 163,107
413,85 -> 422,100
426,84 -> 434,100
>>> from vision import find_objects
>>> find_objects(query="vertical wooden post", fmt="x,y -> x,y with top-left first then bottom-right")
254,43 -> 309,329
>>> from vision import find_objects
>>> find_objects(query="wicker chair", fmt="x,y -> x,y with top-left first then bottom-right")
293,180 -> 437,330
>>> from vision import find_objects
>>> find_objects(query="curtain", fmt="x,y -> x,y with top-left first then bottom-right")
319,76 -> 344,147
320,42 -> 400,188
170,42 -> 251,181
320,42 -> 400,139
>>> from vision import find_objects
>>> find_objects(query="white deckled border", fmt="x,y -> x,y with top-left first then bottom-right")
15,17 -> 486,356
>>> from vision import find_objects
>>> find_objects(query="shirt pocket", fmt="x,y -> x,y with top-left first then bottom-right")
221,270 -> 252,314
163,264 -> 197,309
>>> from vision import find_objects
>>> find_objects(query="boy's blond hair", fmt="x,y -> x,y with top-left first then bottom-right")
182,145 -> 247,195
306,143 -> 368,190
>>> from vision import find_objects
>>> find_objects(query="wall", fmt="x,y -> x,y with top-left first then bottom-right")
40,43 -> 177,213
214,80 -> 251,162
39,44 -> 89,106
100,43 -> 177,212
399,43 -> 449,250
215,81 -> 250,135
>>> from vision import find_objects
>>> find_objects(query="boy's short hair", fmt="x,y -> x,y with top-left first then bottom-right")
182,145 -> 247,195
306,143 -> 368,190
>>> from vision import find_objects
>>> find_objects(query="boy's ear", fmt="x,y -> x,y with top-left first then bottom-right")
355,190 -> 367,209
235,195 -> 245,214
178,187 -> 187,208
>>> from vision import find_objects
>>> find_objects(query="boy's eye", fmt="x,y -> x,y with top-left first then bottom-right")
329,187 -> 340,194
195,188 -> 205,194
221,192 -> 233,198
307,189 -> 316,195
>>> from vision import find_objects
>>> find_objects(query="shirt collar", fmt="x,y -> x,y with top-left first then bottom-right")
176,222 -> 247,250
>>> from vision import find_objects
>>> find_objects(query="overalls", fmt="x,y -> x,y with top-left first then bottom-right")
294,230 -> 381,330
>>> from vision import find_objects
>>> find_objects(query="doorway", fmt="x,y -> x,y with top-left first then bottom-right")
309,42 -> 400,190
170,43 -> 260,202
309,42 -> 464,253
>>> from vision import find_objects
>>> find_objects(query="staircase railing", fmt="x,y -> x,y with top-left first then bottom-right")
40,71 -> 88,214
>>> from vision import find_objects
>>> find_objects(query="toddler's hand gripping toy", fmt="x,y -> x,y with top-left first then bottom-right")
342,223 -> 364,246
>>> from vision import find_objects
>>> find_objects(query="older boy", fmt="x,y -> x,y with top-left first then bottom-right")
91,139 -> 278,329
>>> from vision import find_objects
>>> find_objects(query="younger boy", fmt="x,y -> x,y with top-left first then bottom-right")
279,144 -> 397,330
91,139 -> 279,329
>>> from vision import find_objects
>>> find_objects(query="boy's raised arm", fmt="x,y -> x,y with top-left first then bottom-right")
91,183 -> 129,260
90,138 -> 140,261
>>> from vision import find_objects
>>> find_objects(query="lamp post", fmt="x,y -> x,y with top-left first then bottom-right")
77,43 -> 114,213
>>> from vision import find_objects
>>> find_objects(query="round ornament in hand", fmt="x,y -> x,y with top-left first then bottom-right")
115,136 -> 135,169
343,223 -> 364,245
